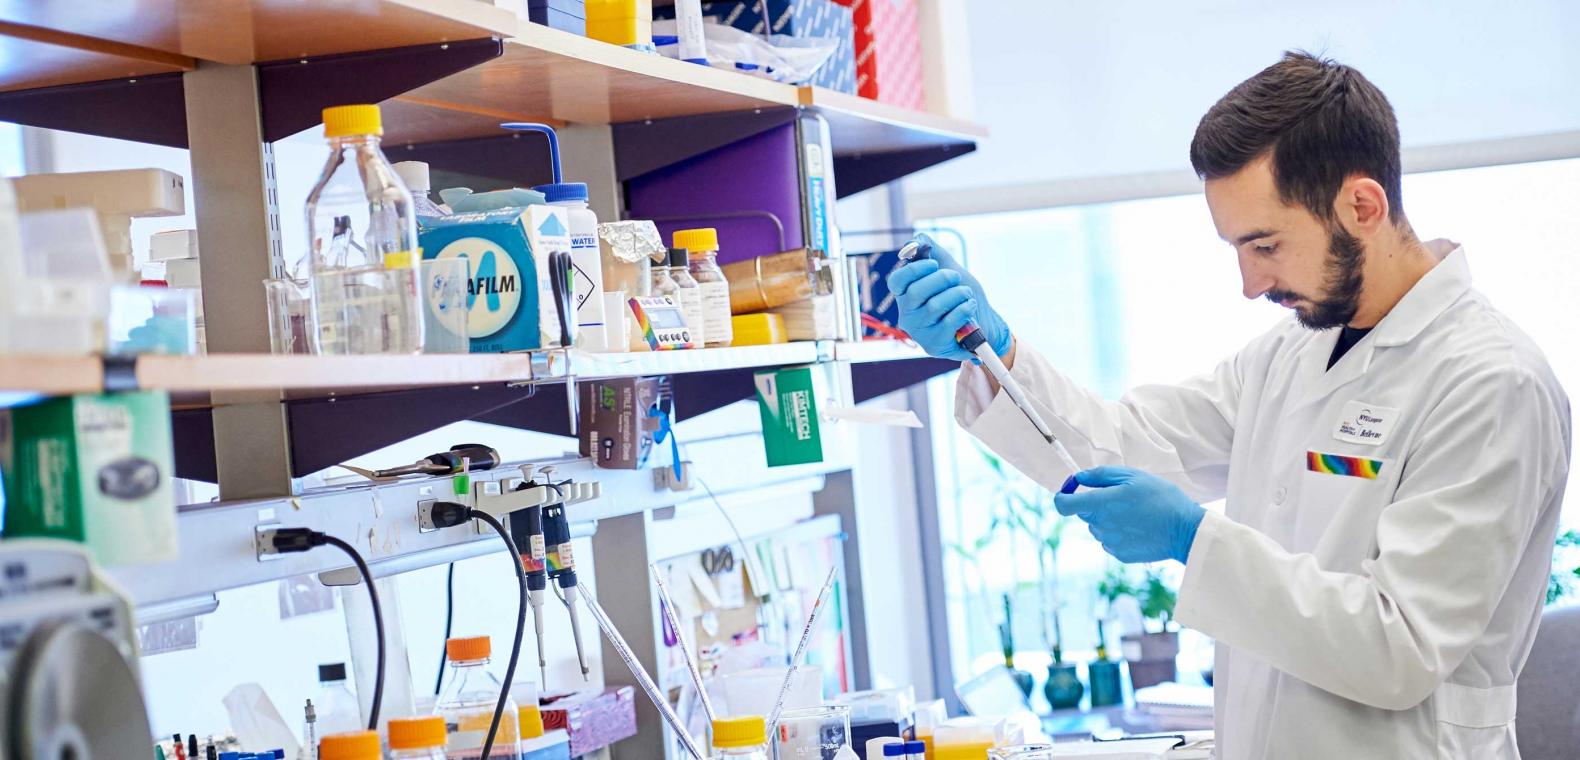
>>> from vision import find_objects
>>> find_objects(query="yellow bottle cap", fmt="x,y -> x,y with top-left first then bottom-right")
519,704 -> 545,740
673,228 -> 718,254
712,715 -> 767,748
383,250 -> 415,269
319,731 -> 380,760
323,104 -> 383,138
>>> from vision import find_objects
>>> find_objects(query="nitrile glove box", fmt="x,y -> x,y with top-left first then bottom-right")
419,207 -> 547,353
755,365 -> 824,466
653,0 -> 857,92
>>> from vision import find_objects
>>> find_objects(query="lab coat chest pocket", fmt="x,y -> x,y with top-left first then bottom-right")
1295,447 -> 1397,560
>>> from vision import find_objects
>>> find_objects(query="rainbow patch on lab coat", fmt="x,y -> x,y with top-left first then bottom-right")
1306,451 -> 1384,480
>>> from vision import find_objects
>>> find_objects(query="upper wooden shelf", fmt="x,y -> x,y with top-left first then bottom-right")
378,21 -> 985,158
0,343 -> 826,401
0,1 -> 514,84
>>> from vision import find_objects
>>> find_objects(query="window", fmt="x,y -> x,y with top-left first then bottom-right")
921,156 -> 1580,693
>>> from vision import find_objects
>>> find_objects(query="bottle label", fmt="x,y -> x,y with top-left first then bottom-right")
700,281 -> 732,344
678,287 -> 706,345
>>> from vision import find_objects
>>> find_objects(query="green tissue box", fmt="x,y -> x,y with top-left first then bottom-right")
755,365 -> 824,467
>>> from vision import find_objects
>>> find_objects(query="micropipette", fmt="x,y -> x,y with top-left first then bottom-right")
544,494 -> 592,681
766,566 -> 839,733
583,591 -> 708,760
651,563 -> 717,722
506,489 -> 550,686
897,240 -> 1084,476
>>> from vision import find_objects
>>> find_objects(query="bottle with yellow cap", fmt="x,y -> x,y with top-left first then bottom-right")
435,636 -> 521,759
711,716 -> 769,760
306,103 -> 424,355
319,730 -> 381,760
388,716 -> 448,759
674,228 -> 732,347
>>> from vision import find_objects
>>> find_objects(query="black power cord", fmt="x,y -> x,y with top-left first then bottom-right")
268,528 -> 386,730
429,502 -> 528,760
436,562 -> 456,696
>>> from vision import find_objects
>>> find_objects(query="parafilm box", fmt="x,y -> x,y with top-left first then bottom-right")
0,391 -> 178,565
420,205 -> 571,352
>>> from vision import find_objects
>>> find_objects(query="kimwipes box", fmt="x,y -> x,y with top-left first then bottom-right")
578,377 -> 667,469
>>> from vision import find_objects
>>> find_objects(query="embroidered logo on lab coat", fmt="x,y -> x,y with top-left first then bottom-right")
1333,401 -> 1399,446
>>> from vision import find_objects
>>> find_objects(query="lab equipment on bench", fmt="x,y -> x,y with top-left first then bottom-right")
393,161 -> 450,219
534,181 -> 607,350
597,220 -> 665,350
341,444 -> 501,482
773,705 -> 853,760
305,104 -> 423,355
0,541 -> 152,760
437,637 -> 523,760
766,566 -> 839,733
543,496 -> 591,681
318,731 -> 380,760
666,246 -> 708,345
897,239 -> 1083,475
313,663 -> 363,736
388,716 -> 449,759
0,204 -> 112,355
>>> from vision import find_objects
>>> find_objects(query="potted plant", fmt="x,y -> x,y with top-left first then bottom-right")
998,593 -> 1035,698
1043,607 -> 1084,710
1121,568 -> 1181,689
1087,569 -> 1133,707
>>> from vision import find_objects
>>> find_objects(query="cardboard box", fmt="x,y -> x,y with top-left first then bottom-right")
655,0 -> 857,92
578,377 -> 667,469
0,391 -> 178,565
755,365 -> 824,466
420,205 -> 572,352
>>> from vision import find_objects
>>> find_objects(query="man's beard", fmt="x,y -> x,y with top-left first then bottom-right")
1265,225 -> 1366,330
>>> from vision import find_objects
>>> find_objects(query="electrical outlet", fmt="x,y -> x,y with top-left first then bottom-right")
254,523 -> 284,561
417,499 -> 438,533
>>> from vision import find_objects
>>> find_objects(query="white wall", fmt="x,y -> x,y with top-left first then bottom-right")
906,0 -> 1580,195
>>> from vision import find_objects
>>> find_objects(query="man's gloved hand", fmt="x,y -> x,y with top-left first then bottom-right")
1054,467 -> 1206,564
885,233 -> 1011,362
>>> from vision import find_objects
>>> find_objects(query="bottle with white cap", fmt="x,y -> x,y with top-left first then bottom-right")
393,161 -> 449,218
534,181 -> 606,350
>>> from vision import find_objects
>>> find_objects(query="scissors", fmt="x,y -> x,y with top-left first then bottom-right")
700,546 -> 734,576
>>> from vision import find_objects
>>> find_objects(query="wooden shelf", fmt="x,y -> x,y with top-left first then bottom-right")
379,21 -> 985,159
0,20 -> 193,92
1,343 -> 826,399
0,0 -> 515,70
382,20 -> 802,144
802,86 -> 985,156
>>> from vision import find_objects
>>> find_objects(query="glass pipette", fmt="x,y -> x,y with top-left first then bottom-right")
583,591 -> 707,760
765,566 -> 839,734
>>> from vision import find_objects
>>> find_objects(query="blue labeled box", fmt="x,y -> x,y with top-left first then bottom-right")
419,208 -> 546,353
654,0 -> 856,92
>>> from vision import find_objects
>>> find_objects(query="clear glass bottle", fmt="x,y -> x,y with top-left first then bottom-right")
667,246 -> 706,346
711,716 -> 768,760
314,663 -> 363,737
674,228 -> 732,347
306,104 -> 423,355
649,249 -> 681,300
388,716 -> 449,760
435,637 -> 521,760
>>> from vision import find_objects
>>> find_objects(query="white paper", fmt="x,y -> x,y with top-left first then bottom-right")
824,406 -> 924,428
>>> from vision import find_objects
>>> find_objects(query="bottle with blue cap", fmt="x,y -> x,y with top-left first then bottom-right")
533,181 -> 605,350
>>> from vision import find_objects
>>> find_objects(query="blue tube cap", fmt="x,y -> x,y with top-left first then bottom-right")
904,741 -> 927,754
532,182 -> 588,204
882,745 -> 909,757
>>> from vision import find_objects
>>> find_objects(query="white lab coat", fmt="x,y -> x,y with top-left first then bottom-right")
956,243 -> 1571,759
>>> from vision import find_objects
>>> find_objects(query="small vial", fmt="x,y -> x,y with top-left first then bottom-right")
667,246 -> 706,346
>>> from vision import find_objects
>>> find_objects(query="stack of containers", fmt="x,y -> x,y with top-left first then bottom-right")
149,229 -> 204,351
528,0 -> 586,34
832,686 -> 916,759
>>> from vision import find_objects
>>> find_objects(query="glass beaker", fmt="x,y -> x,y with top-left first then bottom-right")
771,705 -> 851,760
264,277 -> 313,354
421,256 -> 470,354
987,745 -> 1054,760
312,265 -> 420,355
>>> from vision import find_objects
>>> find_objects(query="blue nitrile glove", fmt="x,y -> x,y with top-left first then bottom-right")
886,233 -> 1011,362
1054,467 -> 1206,564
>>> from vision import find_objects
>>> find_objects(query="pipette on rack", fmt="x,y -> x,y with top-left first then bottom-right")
765,566 -> 839,734
543,495 -> 592,681
897,240 -> 1084,476
583,591 -> 708,760
651,563 -> 717,722
506,481 -> 551,686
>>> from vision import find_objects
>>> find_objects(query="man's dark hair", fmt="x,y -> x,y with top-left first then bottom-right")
1190,51 -> 1405,224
